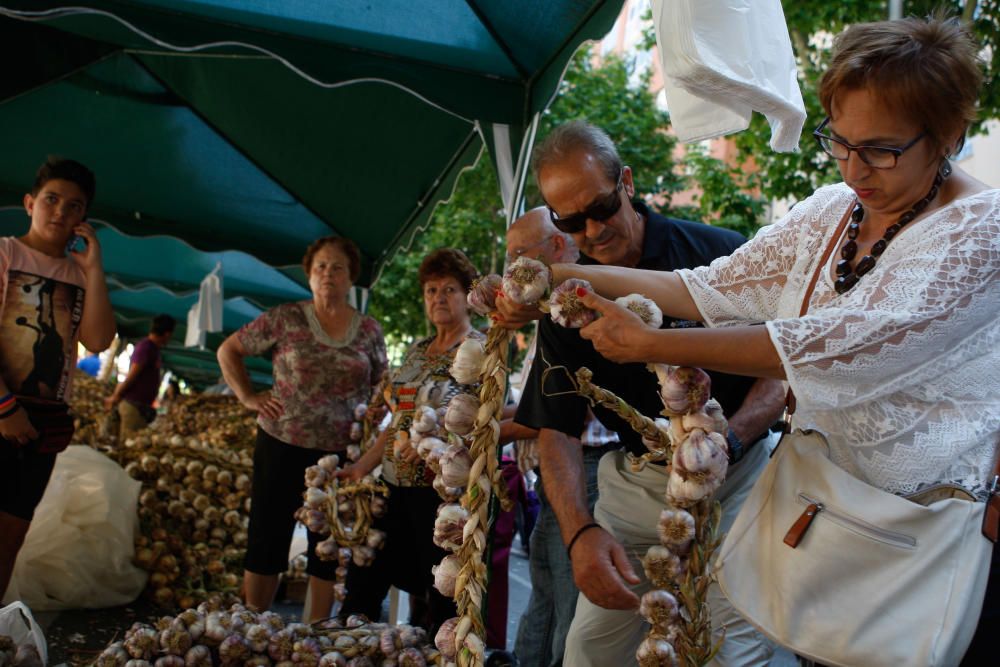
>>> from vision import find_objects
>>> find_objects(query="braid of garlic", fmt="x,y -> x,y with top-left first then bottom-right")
453,325 -> 514,667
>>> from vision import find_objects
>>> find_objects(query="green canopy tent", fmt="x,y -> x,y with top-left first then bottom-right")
0,0 -> 625,380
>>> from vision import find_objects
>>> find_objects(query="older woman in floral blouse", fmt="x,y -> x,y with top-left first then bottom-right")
217,236 -> 387,620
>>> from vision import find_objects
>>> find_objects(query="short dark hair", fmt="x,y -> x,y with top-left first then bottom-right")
819,14 -> 983,157
32,156 -> 96,211
151,314 -> 176,336
302,236 -> 361,282
418,248 -> 479,292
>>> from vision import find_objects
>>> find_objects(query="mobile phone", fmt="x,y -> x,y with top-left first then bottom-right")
66,234 -> 86,254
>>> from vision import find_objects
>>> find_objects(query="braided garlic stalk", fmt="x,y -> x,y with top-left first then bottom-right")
540,282 -> 730,667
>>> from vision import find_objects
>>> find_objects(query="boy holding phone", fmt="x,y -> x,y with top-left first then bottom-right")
0,157 -> 115,601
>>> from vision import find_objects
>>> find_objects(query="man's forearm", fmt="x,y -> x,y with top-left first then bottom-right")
538,428 -> 591,544
726,377 -> 786,444
499,418 -> 539,444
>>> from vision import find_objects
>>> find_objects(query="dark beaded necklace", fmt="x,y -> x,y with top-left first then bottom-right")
834,172 -> 945,294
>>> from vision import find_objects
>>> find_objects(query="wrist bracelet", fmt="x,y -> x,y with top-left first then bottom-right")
566,522 -> 601,559
0,403 -> 20,420
727,428 -> 745,465
0,393 -> 15,412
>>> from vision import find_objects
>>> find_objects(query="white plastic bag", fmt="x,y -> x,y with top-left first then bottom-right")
653,0 -> 806,151
3,446 -> 147,609
0,601 -> 48,665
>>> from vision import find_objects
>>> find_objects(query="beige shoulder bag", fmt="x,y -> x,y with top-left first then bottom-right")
714,206 -> 1000,667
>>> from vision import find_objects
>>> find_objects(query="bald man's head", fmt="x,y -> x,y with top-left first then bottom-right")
506,207 -> 579,265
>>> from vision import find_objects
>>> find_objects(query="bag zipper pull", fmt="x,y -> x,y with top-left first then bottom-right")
784,502 -> 823,548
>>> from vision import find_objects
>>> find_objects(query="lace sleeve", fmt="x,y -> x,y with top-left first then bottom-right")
679,184 -> 854,326
767,190 -> 1000,410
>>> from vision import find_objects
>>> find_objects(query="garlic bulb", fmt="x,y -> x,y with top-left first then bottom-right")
315,537 -> 339,560
433,504 -> 468,552
666,469 -> 719,507
432,475 -> 463,501
411,406 -> 438,435
549,279 -> 598,328
639,589 -> 680,629
444,393 -> 480,437
433,618 -> 459,660
317,455 -> 340,473
615,294 -> 663,328
158,626 -> 193,656
671,429 -> 728,488
432,554 -> 462,597
680,397 -> 728,435
642,545 -> 682,589
349,421 -> 363,442
652,364 -> 712,417
467,274 -> 502,315
415,436 -> 446,461
183,645 -> 212,667
303,487 -> 329,509
438,444 -> 473,488
636,636 -> 678,667
657,509 -> 696,555
450,338 -> 486,385
501,256 -> 551,305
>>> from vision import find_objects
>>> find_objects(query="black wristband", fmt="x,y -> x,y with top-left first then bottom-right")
727,428 -> 745,464
566,522 -> 601,559
0,404 -> 20,420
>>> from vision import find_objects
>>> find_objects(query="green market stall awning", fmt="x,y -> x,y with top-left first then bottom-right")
0,0 -> 625,379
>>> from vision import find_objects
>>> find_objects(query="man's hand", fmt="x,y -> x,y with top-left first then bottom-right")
0,407 -> 39,445
68,222 -> 103,274
577,290 -> 652,364
570,525 -> 641,610
243,391 -> 283,420
103,395 -> 119,410
494,293 -> 545,330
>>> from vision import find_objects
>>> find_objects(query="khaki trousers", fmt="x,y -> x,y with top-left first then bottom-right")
117,401 -> 150,442
564,435 -> 778,667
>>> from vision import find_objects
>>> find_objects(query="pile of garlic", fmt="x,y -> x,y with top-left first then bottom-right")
69,374 -> 114,445
106,398 -> 258,608
0,636 -> 42,667
94,599 -> 442,667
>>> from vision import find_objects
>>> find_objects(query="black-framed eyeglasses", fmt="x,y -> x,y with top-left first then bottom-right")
546,169 -> 624,233
813,117 -> 926,169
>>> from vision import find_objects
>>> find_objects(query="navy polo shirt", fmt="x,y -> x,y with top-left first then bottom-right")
514,202 -> 755,457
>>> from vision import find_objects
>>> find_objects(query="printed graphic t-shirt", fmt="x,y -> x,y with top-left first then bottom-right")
0,238 -> 87,402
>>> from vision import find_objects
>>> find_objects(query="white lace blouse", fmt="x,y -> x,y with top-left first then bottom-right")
679,183 -> 1000,500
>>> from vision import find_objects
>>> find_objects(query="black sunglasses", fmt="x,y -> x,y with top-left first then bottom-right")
813,117 -> 926,169
546,170 -> 624,234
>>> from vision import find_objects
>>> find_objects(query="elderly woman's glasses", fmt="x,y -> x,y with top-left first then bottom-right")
547,169 -> 624,233
813,117 -> 926,169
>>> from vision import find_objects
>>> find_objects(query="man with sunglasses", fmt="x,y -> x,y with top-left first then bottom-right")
497,121 -> 785,666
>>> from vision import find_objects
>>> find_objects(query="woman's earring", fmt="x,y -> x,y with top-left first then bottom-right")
939,157 -> 953,179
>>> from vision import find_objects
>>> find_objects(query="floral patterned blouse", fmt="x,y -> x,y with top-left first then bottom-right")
238,301 -> 388,451
380,330 -> 485,487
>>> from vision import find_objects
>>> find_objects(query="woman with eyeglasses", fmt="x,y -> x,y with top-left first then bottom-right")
537,15 -> 999,663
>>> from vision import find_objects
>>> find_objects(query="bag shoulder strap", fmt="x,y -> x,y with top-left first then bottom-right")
784,204 -> 854,421
984,454 -> 1000,542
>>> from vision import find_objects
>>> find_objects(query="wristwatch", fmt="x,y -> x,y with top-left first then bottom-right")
726,428 -> 745,465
